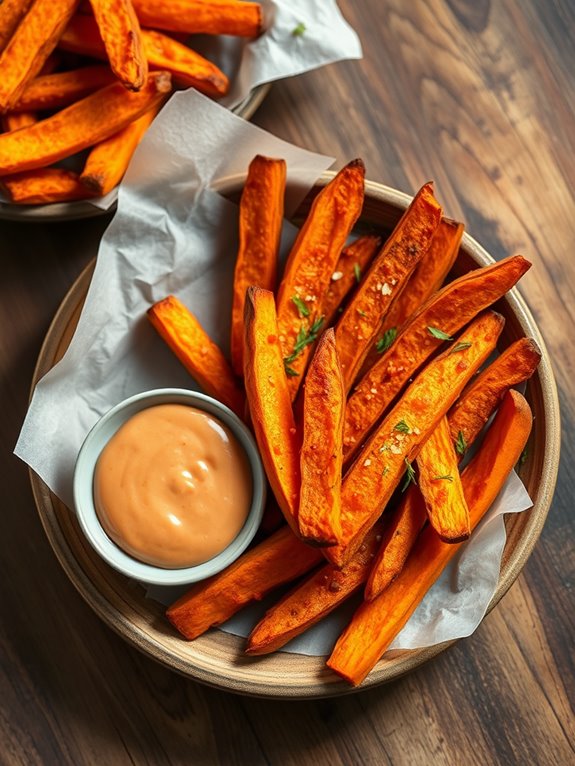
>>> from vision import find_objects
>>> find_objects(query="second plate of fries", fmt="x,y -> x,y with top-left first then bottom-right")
29,169 -> 560,697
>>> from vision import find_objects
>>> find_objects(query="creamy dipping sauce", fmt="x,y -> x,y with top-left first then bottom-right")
94,404 -> 252,569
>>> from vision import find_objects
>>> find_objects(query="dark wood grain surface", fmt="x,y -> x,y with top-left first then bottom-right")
1,1 -> 573,764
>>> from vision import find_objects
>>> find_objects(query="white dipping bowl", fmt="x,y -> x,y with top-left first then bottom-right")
73,388 -> 266,586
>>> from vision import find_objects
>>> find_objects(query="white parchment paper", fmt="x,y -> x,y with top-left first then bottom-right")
15,91 -> 533,658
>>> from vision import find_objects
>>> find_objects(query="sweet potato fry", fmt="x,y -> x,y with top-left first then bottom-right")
344,255 -> 531,462
0,0 -> 80,112
243,287 -> 301,533
0,71 -> 171,176
276,160 -> 365,395
79,105 -> 158,195
11,65 -> 117,112
0,0 -> 34,53
147,295 -> 245,416
382,218 -> 463,335
1,110 -> 36,131
166,526 -> 324,640
298,329 -> 345,546
325,311 -> 505,567
320,234 -> 382,327
416,415 -> 470,543
327,389 -> 533,686
230,155 -> 286,377
88,0 -> 147,91
0,167 -> 95,203
60,17 -> 229,97
245,525 -> 383,655
367,335 -> 541,596
132,0 -> 263,37
335,183 -> 442,391
449,337 -> 541,448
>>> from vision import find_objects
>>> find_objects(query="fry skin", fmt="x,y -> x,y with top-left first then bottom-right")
0,0 -> 34,53
320,234 -> 382,327
327,390 -> 533,686
1,110 -> 37,131
276,160 -> 365,396
147,295 -> 245,417
10,65 -> 117,112
166,526 -> 324,640
80,105 -> 159,195
298,329 -> 345,546
344,255 -> 531,462
231,155 -> 286,377
335,183 -> 442,391
132,0 -> 263,37
60,16 -> 229,97
246,524 -> 383,655
88,0 -> 147,91
243,287 -> 301,533
0,167 -> 95,204
0,71 -> 172,176
325,311 -> 505,567
0,0 -> 80,112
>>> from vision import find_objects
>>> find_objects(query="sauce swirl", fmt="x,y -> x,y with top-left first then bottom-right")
94,404 -> 252,568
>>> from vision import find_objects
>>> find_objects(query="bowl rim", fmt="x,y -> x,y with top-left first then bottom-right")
73,388 -> 266,586
28,172 -> 561,697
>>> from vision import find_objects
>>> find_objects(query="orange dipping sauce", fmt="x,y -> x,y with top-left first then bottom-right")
94,404 -> 252,569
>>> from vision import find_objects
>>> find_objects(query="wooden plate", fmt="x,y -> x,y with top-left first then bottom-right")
0,84 -> 271,222
29,176 -> 561,698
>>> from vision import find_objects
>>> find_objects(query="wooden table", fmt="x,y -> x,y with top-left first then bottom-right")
1,1 -> 573,763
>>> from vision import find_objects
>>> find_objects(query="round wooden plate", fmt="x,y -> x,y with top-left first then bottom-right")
29,177 -> 561,698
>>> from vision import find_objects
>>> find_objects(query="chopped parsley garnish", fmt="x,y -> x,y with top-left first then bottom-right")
292,22 -> 306,36
376,327 -> 397,354
354,263 -> 361,283
401,458 -> 417,491
428,326 -> 453,341
292,295 -> 310,318
433,474 -> 454,482
394,419 -> 410,434
283,316 -> 324,375
455,430 -> 467,456
450,341 -> 472,354
357,308 -> 367,317
382,466 -> 390,477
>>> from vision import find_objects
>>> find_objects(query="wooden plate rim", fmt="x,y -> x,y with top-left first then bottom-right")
28,176 -> 561,698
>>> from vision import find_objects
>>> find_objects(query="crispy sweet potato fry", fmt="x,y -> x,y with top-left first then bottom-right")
276,160 -> 365,395
166,526 -> 324,640
60,16 -> 229,97
0,71 -> 171,176
0,0 -> 80,112
0,0 -> 34,53
298,329 -> 345,546
148,295 -> 245,416
1,110 -> 36,131
11,65 -> 117,112
132,0 -> 263,37
0,167 -> 95,203
367,335 -> 541,596
335,183 -> 442,391
243,287 -> 301,533
88,0 -> 147,91
231,155 -> 286,377
416,415 -> 470,543
325,311 -> 505,567
80,105 -> 158,195
382,218 -> 463,335
449,337 -> 541,448
320,234 -> 382,327
245,524 -> 383,655
327,390 -> 533,686
344,255 -> 531,462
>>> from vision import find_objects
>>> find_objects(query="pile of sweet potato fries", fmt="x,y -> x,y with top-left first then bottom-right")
147,156 -> 539,686
0,0 -> 262,204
